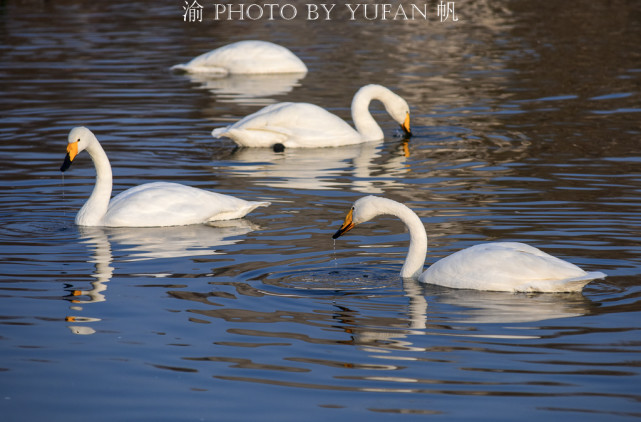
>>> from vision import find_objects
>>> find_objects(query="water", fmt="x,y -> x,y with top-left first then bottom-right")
1,1 -> 640,421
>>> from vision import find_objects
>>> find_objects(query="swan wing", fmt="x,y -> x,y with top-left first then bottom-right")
213,102 -> 362,148
103,182 -> 269,227
420,242 -> 604,292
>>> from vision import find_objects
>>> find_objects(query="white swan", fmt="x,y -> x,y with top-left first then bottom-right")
60,127 -> 270,227
332,196 -> 606,292
171,40 -> 307,75
211,84 -> 412,149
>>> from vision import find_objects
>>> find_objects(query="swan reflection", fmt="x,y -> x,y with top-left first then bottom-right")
429,286 -> 593,324
183,72 -> 306,106
96,220 -> 261,261
167,273 -> 593,392
253,268 -> 592,354
345,277 -> 593,354
65,221 -> 261,334
226,140 -> 409,192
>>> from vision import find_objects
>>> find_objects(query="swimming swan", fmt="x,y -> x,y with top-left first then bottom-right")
60,127 -> 270,227
171,40 -> 307,75
332,196 -> 606,292
211,84 -> 412,149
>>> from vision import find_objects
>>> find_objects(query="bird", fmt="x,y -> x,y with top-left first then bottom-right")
171,40 -> 307,75
332,196 -> 606,292
59,127 -> 270,227
211,84 -> 412,149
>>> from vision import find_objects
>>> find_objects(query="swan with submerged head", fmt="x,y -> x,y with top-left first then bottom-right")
171,40 -> 307,75
60,127 -> 269,227
332,196 -> 606,292
211,84 -> 412,149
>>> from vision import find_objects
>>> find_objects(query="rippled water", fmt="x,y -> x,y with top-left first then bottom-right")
1,1 -> 641,421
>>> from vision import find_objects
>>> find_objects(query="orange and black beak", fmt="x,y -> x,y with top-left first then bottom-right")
60,141 -> 78,172
401,112 -> 412,138
332,207 -> 355,239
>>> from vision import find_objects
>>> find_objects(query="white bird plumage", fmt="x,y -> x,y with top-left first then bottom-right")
60,127 -> 270,227
211,84 -> 412,148
171,40 -> 307,75
333,196 -> 606,293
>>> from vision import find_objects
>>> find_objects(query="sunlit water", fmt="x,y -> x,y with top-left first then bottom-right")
1,1 -> 640,421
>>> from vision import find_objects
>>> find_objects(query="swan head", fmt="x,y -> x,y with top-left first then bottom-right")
332,196 -> 395,239
385,94 -> 412,138
60,126 -> 96,172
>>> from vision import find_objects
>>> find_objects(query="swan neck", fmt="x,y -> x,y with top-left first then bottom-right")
76,141 -> 112,226
351,86 -> 384,142
389,202 -> 428,279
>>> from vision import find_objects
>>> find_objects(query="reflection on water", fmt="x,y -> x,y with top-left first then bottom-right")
1,0 -> 641,421
429,287 -> 593,324
65,221 -> 262,334
227,139 -> 409,192
86,220 -> 261,261
170,275 -> 604,398
180,72 -> 306,106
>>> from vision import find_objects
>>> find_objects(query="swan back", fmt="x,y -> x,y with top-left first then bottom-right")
212,102 -> 361,148
103,182 -> 270,227
420,242 -> 605,292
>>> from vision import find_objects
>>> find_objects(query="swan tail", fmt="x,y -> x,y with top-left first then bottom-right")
246,201 -> 271,213
212,127 -> 229,138
170,64 -> 188,72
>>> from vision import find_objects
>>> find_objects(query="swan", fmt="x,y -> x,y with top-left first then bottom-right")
59,127 -> 270,227
332,196 -> 606,292
171,40 -> 307,75
211,84 -> 412,149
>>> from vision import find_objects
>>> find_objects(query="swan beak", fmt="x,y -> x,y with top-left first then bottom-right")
401,112 -> 412,137
60,141 -> 79,172
332,208 -> 355,239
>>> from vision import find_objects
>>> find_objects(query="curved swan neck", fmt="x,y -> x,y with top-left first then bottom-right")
394,203 -> 428,279
76,139 -> 112,226
350,85 -> 388,142
363,197 -> 427,279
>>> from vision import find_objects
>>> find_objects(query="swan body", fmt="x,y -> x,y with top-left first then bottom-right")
212,84 -> 411,148
60,127 -> 269,227
333,196 -> 606,292
171,40 -> 307,75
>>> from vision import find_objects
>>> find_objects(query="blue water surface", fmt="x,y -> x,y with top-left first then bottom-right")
1,1 -> 640,421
